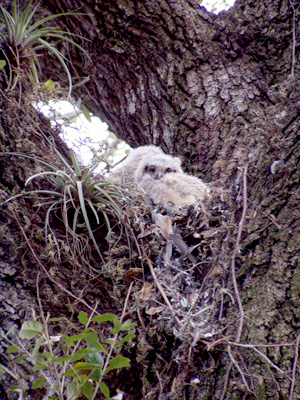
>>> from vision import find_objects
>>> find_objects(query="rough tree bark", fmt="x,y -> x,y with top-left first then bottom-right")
1,0 -> 300,399
42,0 -> 300,179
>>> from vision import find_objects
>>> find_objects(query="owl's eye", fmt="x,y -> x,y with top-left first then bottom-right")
145,165 -> 156,173
165,168 -> 174,173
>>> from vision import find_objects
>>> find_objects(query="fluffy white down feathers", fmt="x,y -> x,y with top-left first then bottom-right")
138,172 -> 210,209
108,145 -> 163,185
108,145 -> 210,209
134,153 -> 183,183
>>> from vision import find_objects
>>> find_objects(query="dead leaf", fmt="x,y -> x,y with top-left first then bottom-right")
125,268 -> 143,277
257,375 -> 264,385
146,305 -> 164,315
171,377 -> 178,393
137,229 -> 153,239
169,232 -> 197,264
139,282 -> 154,301
154,213 -> 173,240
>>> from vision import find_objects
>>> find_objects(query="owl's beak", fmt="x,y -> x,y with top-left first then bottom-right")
155,171 -> 163,180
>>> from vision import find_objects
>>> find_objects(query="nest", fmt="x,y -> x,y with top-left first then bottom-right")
16,167 -> 239,369
98,184 -> 236,355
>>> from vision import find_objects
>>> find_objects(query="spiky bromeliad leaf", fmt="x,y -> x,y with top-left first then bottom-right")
0,151 -> 127,267
0,0 -> 91,97
76,180 -> 105,263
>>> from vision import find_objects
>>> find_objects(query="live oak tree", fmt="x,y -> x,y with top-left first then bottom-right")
1,0 -> 300,399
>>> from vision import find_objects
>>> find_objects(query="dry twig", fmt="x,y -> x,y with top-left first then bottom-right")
220,164 -> 248,400
288,0 -> 296,77
14,211 -> 103,317
289,332 -> 300,400
143,248 -> 183,329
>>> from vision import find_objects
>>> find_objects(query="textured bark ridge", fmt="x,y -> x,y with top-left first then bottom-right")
0,0 -> 300,399
43,0 -> 300,178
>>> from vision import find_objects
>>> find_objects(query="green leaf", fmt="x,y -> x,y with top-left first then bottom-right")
32,336 -> 44,356
6,345 -> 18,354
81,104 -> 91,122
9,385 -> 19,390
105,355 -> 130,374
82,380 -> 93,399
85,349 -> 104,366
76,98 -> 82,108
32,353 -> 49,371
62,328 -> 93,345
44,79 -> 54,86
85,349 -> 103,381
51,355 -> 74,363
70,152 -> 81,177
66,362 -> 103,381
33,362 -> 48,371
99,382 -> 110,398
43,79 -> 56,91
67,376 -> 82,400
0,60 -> 6,69
72,362 -> 102,372
115,332 -> 136,347
71,348 -> 99,362
90,367 -> 102,382
12,355 -> 26,364
78,311 -> 89,326
19,320 -> 43,339
111,319 -> 122,335
52,348 -> 98,363
31,377 -> 46,389
120,320 -> 137,331
92,313 -> 117,323
85,332 -> 107,354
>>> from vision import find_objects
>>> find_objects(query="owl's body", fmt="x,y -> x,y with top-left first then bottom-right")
108,145 -> 164,185
137,172 -> 210,209
108,144 -> 209,210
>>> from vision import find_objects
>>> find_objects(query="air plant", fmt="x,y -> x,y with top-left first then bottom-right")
0,0 -> 90,98
1,151 -> 129,265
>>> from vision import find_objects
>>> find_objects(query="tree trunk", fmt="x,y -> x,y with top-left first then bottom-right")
1,0 -> 300,399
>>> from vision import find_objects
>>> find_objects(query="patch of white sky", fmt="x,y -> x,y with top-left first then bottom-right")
39,0 -> 235,166
36,100 -> 120,167
202,0 -> 235,13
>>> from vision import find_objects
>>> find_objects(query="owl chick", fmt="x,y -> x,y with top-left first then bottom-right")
108,145 -> 163,185
137,171 -> 210,210
134,153 -> 183,184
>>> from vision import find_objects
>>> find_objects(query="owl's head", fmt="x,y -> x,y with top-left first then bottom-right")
134,154 -> 183,183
